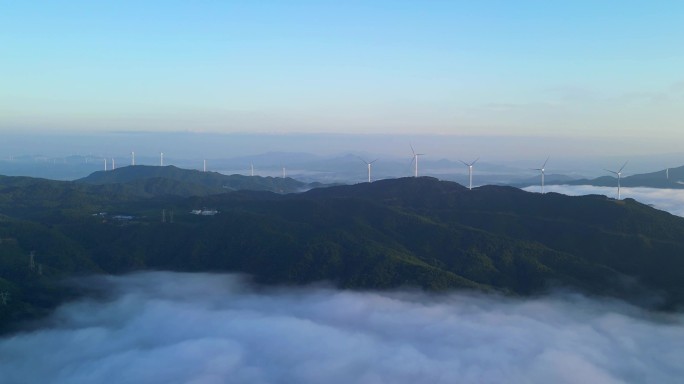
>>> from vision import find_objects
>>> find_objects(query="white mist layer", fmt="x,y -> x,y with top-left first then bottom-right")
1,272 -> 683,384
523,185 -> 684,217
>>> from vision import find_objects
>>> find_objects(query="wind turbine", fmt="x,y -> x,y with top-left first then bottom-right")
410,144 -> 425,177
533,157 -> 549,194
459,158 -> 479,190
605,161 -> 628,200
358,156 -> 378,183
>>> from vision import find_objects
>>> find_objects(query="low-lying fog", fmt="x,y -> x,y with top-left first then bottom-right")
1,272 -> 682,384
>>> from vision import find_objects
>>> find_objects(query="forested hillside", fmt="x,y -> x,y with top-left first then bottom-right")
2,174 -> 684,332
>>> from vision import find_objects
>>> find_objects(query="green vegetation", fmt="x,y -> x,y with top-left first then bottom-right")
76,165 -> 319,195
2,169 -> 684,332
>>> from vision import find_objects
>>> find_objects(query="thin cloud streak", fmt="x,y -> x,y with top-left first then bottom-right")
1,272 -> 683,384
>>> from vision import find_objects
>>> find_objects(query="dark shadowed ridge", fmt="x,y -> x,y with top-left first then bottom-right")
83,178 -> 684,304
76,165 -> 319,194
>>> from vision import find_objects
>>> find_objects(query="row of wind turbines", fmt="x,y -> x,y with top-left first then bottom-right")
370,145 -> 630,200
358,145 -> 500,191
107,151 -> 270,177
114,147 -> 630,200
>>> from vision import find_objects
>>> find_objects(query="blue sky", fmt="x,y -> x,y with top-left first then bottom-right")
1,1 -> 683,143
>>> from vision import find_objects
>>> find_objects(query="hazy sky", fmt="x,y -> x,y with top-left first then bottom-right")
2,1 -> 683,143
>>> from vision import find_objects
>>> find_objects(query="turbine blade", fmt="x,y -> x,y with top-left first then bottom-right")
472,157 -> 480,165
459,160 -> 469,166
604,168 -> 618,175
410,144 -> 416,156
618,161 -> 628,173
370,159 -> 378,164
357,156 -> 369,164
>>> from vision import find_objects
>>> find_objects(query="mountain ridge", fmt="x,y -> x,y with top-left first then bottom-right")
562,165 -> 684,189
1,174 -> 684,333
76,165 -> 326,195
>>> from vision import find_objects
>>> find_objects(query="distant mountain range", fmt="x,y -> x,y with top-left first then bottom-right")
2,170 -> 684,333
9,148 -> 684,190
0,151 -> 566,185
563,165 -> 684,189
512,165 -> 684,189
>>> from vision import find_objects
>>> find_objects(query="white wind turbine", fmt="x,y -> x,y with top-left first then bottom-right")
410,144 -> 425,177
459,158 -> 479,190
533,157 -> 549,194
605,161 -> 628,200
358,157 -> 378,183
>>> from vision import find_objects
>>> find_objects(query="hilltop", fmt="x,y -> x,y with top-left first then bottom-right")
2,175 -> 684,332
77,165 -> 325,194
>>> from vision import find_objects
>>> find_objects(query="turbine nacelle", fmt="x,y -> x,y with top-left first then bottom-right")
357,156 -> 378,166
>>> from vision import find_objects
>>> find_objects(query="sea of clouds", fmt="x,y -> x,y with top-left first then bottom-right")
3,185 -> 684,383
1,272 -> 683,384
523,185 -> 684,217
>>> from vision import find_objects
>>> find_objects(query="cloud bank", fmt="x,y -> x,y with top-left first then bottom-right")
1,272 -> 683,384
523,185 -> 684,217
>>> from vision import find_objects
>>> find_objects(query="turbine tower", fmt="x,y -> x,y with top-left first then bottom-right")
251,163 -> 254,176
533,157 -> 549,194
605,161 -> 628,200
282,167 -> 286,178
203,159 -> 207,172
104,158 -> 107,171
358,157 -> 378,183
131,151 -> 135,166
160,152 -> 164,166
459,158 -> 479,190
666,168 -> 669,180
410,144 -> 425,177
112,158 -> 115,170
